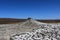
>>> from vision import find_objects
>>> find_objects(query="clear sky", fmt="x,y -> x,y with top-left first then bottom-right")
0,0 -> 60,19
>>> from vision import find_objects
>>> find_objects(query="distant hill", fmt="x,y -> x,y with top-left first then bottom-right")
0,18 -> 60,24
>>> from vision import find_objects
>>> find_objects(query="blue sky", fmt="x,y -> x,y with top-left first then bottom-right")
0,0 -> 60,19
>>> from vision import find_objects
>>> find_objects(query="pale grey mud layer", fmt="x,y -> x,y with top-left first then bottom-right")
0,19 -> 60,40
